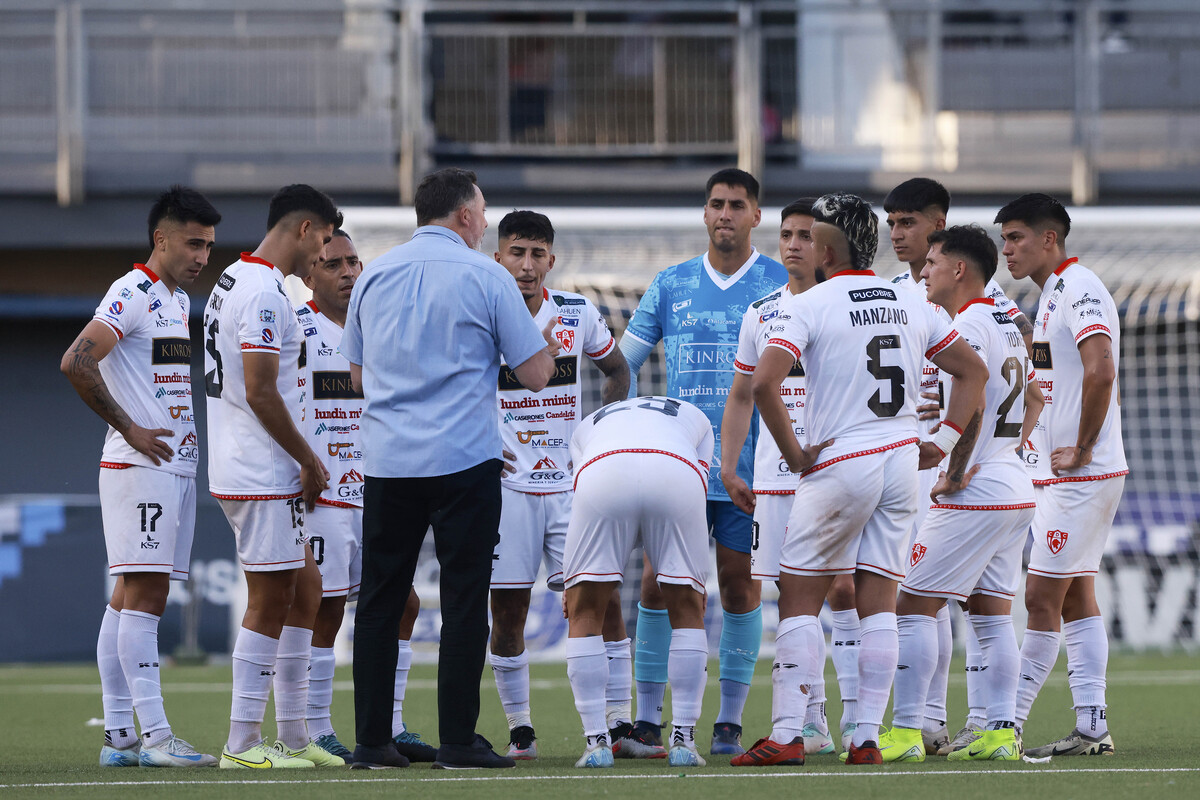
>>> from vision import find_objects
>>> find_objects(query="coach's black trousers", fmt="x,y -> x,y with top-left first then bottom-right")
353,459 -> 502,747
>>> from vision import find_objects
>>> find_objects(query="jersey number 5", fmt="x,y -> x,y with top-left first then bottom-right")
204,318 -> 223,398
866,335 -> 905,418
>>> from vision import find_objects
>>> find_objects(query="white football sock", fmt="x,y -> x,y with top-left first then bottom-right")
605,638 -> 633,729
1064,616 -> 1109,736
803,629 -> 829,733
98,605 -> 136,747
962,610 -> 987,728
392,639 -> 412,736
489,650 -> 532,730
273,626 -> 312,750
971,614 -> 1019,725
306,646 -> 336,739
830,608 -> 860,730
923,604 -> 951,730
892,614 -> 937,730
668,628 -> 707,729
118,609 -> 171,746
566,636 -> 609,738
635,682 -> 666,727
1015,628 -> 1060,728
853,612 -> 898,747
228,627 -> 279,753
771,615 -> 820,743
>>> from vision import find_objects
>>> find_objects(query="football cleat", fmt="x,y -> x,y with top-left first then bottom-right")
274,740 -> 345,767
99,742 -> 141,767
840,723 -> 857,752
312,733 -> 352,761
505,725 -> 538,760
710,722 -> 745,755
219,740 -> 314,769
1024,728 -> 1115,758
730,736 -> 805,767
668,744 -> 706,767
576,736 -> 615,768
877,727 -> 925,763
939,723 -> 983,756
842,740 -> 883,765
139,735 -> 218,767
802,723 -> 835,755
613,721 -> 666,759
923,724 -> 949,755
947,728 -> 1021,761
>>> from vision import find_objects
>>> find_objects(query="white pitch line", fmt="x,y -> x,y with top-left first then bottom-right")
2,767 -> 1198,790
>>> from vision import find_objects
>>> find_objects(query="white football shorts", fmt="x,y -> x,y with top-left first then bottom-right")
217,496 -> 308,572
492,487 -> 569,592
306,503 -> 362,599
751,491 -> 792,582
902,503 -> 1035,601
909,466 -> 939,545
564,451 -> 709,593
99,465 -> 195,579
1028,476 -> 1125,578
780,443 -> 920,580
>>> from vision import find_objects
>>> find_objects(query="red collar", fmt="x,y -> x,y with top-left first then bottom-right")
1053,257 -> 1079,276
958,297 -> 995,315
134,263 -> 161,283
306,300 -> 320,315
241,252 -> 278,270
829,269 -> 876,278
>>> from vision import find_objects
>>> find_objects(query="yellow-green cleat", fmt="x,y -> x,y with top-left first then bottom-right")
275,740 -> 347,767
877,727 -> 925,762
219,740 -> 314,769
947,728 -> 1021,761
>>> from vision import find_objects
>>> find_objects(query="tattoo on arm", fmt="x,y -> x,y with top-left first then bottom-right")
947,409 -> 982,483
66,337 -> 132,432
1014,313 -> 1034,338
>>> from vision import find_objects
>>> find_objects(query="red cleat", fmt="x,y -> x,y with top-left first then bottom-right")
730,736 -> 805,766
845,740 -> 883,765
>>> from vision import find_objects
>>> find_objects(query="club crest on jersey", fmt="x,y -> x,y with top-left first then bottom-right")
555,329 -> 575,350
1047,529 -> 1068,555
261,328 -> 274,344
910,543 -> 927,567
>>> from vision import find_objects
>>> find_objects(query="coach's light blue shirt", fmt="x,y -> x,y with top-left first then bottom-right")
341,225 -> 547,478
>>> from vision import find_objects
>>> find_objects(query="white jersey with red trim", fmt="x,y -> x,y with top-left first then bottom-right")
498,288 -> 615,493
934,298 -> 1035,506
203,254 -> 304,498
296,301 -> 364,508
92,264 -> 197,477
733,283 -> 805,491
1030,258 -> 1127,483
571,396 -> 714,493
767,270 -> 958,466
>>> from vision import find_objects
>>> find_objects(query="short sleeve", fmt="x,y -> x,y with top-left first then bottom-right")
238,288 -> 291,353
733,304 -> 759,374
582,298 -> 616,360
953,311 -> 989,363
93,277 -> 139,340
623,272 -> 664,346
765,294 -> 809,362
923,303 -> 960,359
1063,279 -> 1115,345
495,274 -> 548,369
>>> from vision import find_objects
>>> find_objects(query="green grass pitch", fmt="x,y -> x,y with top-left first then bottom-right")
1,653 -> 1197,799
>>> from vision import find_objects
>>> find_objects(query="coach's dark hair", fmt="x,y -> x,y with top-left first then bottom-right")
993,193 -> 1071,243
928,224 -> 998,283
883,177 -> 950,216
781,197 -> 818,223
147,185 -> 221,248
812,192 -> 879,271
415,168 -> 479,226
267,184 -> 343,232
498,210 -> 555,246
706,168 -> 760,203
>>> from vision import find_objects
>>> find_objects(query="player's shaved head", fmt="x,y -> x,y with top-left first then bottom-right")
147,185 -> 221,248
812,193 -> 879,271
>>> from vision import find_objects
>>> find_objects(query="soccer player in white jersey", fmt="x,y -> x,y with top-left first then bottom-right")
884,178 -> 1038,755
563,396 -> 714,769
720,198 -> 859,755
996,194 -> 1127,757
62,186 -> 221,768
205,185 -> 343,769
879,224 -> 1041,763
489,211 -> 630,759
295,230 -> 436,765
740,193 -> 987,767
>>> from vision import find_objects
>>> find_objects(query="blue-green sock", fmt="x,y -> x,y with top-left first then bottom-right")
716,605 -> 762,724
634,604 -> 671,725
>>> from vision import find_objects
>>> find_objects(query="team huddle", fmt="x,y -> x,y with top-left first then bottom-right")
64,169 -> 1125,771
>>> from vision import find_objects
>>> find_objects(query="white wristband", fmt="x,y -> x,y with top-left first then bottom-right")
931,422 -> 962,458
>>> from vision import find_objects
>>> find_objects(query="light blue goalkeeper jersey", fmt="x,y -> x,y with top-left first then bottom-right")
623,249 -> 787,501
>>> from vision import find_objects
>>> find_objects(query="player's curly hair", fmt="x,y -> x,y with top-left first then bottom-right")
812,192 -> 879,271
928,224 -> 999,283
